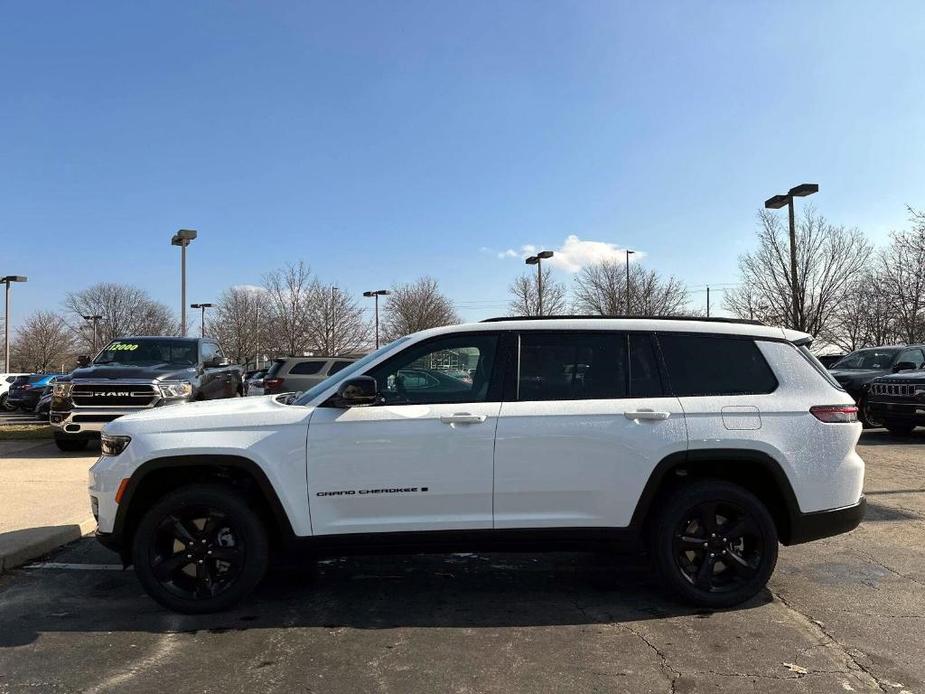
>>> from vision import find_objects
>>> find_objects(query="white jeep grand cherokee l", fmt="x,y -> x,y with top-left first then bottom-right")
89,317 -> 865,613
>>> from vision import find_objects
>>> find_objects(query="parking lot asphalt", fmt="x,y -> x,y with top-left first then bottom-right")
0,430 -> 923,694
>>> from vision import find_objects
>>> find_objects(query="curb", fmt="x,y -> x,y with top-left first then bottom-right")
0,518 -> 97,573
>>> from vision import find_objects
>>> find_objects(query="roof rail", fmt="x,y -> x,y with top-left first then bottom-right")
479,315 -> 765,326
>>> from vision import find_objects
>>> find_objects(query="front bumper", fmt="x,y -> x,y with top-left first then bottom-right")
787,496 -> 866,545
867,400 -> 925,424
51,408 -> 126,436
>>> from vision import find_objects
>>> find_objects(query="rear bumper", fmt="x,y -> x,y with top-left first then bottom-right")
786,496 -> 866,545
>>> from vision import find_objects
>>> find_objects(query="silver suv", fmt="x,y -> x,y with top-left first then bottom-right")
262,356 -> 356,395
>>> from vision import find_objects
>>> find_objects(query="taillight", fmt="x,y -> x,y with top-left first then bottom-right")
263,377 -> 284,392
810,405 -> 858,423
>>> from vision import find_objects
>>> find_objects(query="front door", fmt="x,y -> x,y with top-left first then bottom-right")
493,331 -> 687,529
306,332 -> 502,535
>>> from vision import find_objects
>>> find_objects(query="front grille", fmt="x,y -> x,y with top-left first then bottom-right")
870,382 -> 922,398
71,383 -> 158,408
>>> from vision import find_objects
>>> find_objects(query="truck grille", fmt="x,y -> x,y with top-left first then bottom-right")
871,382 -> 919,398
71,383 -> 158,408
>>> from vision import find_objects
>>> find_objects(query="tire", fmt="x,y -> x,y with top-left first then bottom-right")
884,422 -> 915,436
55,436 -> 89,452
651,480 -> 778,609
132,484 -> 269,614
859,395 -> 880,428
0,393 -> 10,411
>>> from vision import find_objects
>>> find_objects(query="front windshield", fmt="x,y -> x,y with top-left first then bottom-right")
833,348 -> 899,370
94,339 -> 198,367
293,337 -> 412,405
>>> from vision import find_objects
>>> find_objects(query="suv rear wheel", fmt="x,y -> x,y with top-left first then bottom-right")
652,480 -> 778,608
132,484 -> 269,614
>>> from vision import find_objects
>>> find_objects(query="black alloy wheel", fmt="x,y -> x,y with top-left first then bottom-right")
653,480 -> 778,608
133,485 -> 268,613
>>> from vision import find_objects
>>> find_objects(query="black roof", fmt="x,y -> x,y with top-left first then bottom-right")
480,315 -> 764,326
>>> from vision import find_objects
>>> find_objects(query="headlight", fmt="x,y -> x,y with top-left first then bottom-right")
53,382 -> 72,397
100,434 -> 131,456
159,381 -> 193,399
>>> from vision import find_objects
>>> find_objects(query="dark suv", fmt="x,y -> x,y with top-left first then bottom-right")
865,370 -> 925,435
828,345 -> 925,424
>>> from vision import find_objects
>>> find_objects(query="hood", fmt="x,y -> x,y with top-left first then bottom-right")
829,368 -> 887,382
872,370 -> 925,383
103,395 -> 313,436
71,364 -> 197,382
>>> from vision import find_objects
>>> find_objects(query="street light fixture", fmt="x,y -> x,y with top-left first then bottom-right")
190,303 -> 214,337
171,229 -> 198,336
625,250 -> 635,315
2,275 -> 27,372
362,290 -> 390,349
81,314 -> 103,354
524,250 -> 554,316
764,184 -> 818,330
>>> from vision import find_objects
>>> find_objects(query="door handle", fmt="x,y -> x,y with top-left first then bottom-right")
624,409 -> 671,421
440,413 -> 487,425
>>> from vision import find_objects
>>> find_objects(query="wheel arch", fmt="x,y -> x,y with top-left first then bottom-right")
631,449 -> 801,545
112,454 -> 295,562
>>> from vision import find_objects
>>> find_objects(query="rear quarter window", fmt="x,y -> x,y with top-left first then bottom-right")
657,333 -> 778,396
289,360 -> 326,375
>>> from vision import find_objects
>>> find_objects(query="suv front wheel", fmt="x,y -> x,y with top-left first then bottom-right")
132,484 -> 269,614
652,480 -> 778,608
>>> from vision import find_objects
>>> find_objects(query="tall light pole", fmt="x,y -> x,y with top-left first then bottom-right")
625,250 -> 635,315
765,184 -> 818,331
82,314 -> 102,353
525,250 -> 554,316
363,290 -> 390,349
2,275 -> 27,372
170,229 -> 198,336
190,303 -> 213,337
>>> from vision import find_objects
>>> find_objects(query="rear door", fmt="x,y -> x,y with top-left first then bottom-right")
493,331 -> 687,529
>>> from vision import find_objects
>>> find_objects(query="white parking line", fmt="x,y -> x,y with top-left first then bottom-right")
23,562 -> 123,571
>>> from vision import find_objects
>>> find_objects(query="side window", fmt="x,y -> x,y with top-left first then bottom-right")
328,360 -> 354,376
657,333 -> 778,396
518,332 -> 627,401
201,342 -> 219,363
290,361 -> 325,375
212,343 -> 225,360
367,334 -> 499,405
897,349 -> 925,369
629,333 -> 664,397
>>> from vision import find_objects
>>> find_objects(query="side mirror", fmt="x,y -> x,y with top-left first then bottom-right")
334,376 -> 379,407
893,361 -> 917,373
76,355 -> 90,367
204,356 -> 222,368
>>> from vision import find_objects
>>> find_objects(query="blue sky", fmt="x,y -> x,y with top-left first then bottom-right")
2,1 -> 924,328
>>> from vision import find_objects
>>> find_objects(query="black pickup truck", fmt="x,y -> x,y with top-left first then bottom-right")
51,336 -> 243,451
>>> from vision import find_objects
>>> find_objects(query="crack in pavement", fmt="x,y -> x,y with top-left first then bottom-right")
772,590 -> 889,693
850,549 -> 925,589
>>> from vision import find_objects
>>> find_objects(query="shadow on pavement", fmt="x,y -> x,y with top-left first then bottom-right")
858,429 -> 925,446
0,550 -> 772,647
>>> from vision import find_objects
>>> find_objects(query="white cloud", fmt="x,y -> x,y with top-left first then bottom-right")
232,284 -> 266,293
496,235 -> 645,273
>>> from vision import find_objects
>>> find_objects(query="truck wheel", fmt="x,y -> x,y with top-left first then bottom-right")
884,422 -> 915,436
0,393 -> 10,411
651,480 -> 778,609
132,484 -> 269,614
55,436 -> 88,452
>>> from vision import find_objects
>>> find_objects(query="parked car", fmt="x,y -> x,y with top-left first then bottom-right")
0,372 -> 30,410
244,369 -> 267,396
262,357 -> 357,395
51,336 -> 244,452
34,376 -> 63,420
6,373 -> 62,411
864,370 -> 925,434
828,345 -> 925,424
88,316 -> 865,614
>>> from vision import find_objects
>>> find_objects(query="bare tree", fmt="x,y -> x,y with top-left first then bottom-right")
305,285 -> 370,355
262,262 -> 315,356
382,276 -> 461,341
206,286 -> 270,366
10,311 -> 74,372
726,208 -> 870,336
820,269 -> 898,352
878,208 -> 925,344
65,283 -> 177,353
508,266 -> 568,316
573,261 -> 688,316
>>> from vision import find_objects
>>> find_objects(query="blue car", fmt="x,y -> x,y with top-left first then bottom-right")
6,373 -> 62,411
